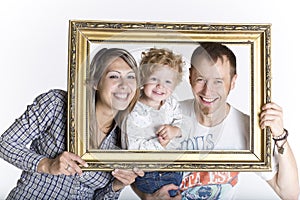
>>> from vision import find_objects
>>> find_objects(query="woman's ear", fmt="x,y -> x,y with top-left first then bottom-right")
93,84 -> 98,90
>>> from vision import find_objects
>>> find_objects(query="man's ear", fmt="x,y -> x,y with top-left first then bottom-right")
230,74 -> 238,90
189,68 -> 192,84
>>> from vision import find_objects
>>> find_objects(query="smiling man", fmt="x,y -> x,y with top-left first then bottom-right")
180,42 -> 249,151
176,42 -> 250,199
177,42 -> 298,199
133,42 -> 299,200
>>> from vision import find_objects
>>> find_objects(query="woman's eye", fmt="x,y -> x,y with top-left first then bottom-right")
108,74 -> 120,79
127,75 -> 136,79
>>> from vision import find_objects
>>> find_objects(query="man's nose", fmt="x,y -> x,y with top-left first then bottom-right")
202,81 -> 213,93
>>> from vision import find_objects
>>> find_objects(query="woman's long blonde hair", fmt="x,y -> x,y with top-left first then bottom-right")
86,48 -> 140,149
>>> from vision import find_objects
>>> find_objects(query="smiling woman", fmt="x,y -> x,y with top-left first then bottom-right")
0,47 -> 143,199
86,48 -> 140,149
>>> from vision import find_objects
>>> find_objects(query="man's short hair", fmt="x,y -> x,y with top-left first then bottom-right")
191,42 -> 237,78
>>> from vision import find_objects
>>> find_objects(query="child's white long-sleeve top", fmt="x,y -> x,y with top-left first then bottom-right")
123,96 -> 183,150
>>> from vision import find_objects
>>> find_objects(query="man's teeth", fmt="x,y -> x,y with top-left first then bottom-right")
202,97 -> 215,102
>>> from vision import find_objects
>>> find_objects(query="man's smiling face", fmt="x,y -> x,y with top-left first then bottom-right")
189,55 -> 237,115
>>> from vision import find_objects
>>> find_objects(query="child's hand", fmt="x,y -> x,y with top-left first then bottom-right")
156,125 -> 181,147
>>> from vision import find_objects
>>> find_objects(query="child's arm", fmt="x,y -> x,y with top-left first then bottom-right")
156,97 -> 183,148
125,114 -> 165,150
127,132 -> 166,150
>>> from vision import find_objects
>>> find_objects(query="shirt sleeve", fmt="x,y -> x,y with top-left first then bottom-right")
168,96 -> 183,128
0,89 -> 67,172
125,114 -> 164,150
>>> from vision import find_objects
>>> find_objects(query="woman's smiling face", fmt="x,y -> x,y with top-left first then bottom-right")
96,57 -> 137,113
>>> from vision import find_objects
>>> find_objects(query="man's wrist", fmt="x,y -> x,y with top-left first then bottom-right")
273,129 -> 289,155
272,128 -> 288,141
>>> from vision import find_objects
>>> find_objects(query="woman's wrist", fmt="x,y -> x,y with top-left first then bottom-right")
37,157 -> 50,173
112,179 -> 125,192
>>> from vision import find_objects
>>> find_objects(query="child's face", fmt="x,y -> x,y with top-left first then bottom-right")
143,66 -> 178,103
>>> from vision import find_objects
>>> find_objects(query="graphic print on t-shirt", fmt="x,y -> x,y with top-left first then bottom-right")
180,172 -> 239,200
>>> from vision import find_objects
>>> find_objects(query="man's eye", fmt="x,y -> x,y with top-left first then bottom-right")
196,78 -> 205,82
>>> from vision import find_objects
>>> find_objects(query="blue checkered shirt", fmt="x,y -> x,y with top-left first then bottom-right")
0,89 -> 121,199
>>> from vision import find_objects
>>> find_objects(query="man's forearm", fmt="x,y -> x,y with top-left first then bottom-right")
272,141 -> 299,199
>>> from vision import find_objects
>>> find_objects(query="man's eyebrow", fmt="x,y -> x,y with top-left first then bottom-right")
195,72 -> 205,77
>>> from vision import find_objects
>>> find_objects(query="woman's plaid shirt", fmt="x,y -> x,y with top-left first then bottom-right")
0,89 -> 121,199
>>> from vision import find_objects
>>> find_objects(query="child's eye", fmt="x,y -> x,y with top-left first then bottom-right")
150,77 -> 157,81
165,80 -> 172,84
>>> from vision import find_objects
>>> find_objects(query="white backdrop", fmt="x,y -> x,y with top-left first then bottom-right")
0,1 -> 299,199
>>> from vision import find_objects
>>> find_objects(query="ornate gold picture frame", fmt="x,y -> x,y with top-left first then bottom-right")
67,20 -> 272,171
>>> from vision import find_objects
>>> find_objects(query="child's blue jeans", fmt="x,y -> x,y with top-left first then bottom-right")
135,171 -> 182,197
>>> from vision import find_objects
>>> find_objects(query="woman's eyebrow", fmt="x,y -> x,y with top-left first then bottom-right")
107,70 -> 135,74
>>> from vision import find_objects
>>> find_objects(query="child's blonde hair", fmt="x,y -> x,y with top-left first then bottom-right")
139,48 -> 184,86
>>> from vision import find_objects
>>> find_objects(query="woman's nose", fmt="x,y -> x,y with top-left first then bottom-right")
118,77 -> 129,88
